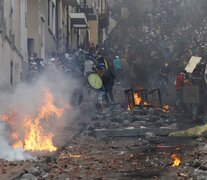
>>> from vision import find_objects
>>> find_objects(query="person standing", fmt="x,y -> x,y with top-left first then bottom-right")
112,55 -> 122,84
89,43 -> 96,56
102,67 -> 115,105
175,70 -> 187,112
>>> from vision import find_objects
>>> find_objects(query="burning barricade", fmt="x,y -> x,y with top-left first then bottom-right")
125,88 -> 162,110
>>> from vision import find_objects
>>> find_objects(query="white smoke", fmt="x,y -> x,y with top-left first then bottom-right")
0,121 -> 33,161
0,70 -> 81,161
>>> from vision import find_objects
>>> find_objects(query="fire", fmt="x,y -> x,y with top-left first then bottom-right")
134,92 -> 141,105
171,154 -> 181,167
2,88 -> 65,152
127,105 -> 131,111
144,101 -> 148,106
162,105 -> 170,113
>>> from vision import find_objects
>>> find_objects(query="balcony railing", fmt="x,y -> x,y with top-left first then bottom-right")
79,5 -> 97,21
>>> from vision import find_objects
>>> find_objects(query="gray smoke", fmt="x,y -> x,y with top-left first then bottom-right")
0,71 -> 81,161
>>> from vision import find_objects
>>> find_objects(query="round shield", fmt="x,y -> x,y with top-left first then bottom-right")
88,73 -> 103,90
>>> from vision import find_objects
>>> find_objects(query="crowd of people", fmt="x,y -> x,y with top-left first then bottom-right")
103,0 -> 207,119
26,0 -> 207,116
27,43 -> 124,109
106,0 -> 207,87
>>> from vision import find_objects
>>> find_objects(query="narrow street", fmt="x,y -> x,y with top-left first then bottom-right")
1,102 -> 206,179
1,0 -> 207,180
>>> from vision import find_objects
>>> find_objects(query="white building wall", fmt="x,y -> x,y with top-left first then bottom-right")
0,0 -> 25,88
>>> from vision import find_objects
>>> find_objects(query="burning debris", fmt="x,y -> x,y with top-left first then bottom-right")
0,73 -> 77,161
162,105 -> 170,113
125,88 -> 161,110
2,88 -> 64,152
171,154 -> 181,167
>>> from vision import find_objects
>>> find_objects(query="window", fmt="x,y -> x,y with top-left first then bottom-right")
48,0 -> 51,26
48,0 -> 56,35
27,38 -> 34,57
52,2 -> 55,34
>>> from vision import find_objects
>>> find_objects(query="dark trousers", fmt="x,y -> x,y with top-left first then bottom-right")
176,89 -> 184,112
104,84 -> 115,104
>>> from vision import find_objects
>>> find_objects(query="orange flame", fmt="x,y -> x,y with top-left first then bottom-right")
144,101 -> 148,106
163,105 -> 170,113
134,93 -> 141,105
127,105 -> 131,111
2,88 -> 65,152
171,154 -> 181,167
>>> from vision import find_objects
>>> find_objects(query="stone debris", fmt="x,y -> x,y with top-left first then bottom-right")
20,173 -> 38,180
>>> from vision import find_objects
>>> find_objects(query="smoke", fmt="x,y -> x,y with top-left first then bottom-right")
0,70 -> 81,161
0,121 -> 33,161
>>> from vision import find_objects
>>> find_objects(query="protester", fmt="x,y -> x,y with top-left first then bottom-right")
84,58 -> 95,77
112,55 -> 122,84
158,62 -> 172,94
175,70 -> 187,112
158,63 -> 171,83
102,67 -> 115,105
89,43 -> 96,56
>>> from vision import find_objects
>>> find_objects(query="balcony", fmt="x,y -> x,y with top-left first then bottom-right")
70,13 -> 87,28
80,6 -> 97,21
62,0 -> 80,6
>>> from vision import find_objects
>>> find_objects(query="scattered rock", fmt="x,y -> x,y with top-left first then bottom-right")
138,109 -> 149,115
111,122 -> 120,128
167,123 -> 178,130
42,173 -> 49,179
137,138 -> 149,145
123,120 -> 131,127
20,173 -> 38,180
92,114 -> 104,121
2,168 -> 6,173
26,167 -> 40,176
193,169 -> 207,180
203,144 -> 207,151
196,137 -> 205,142
145,132 -> 156,140
192,159 -> 200,168
100,121 -> 111,128
111,116 -> 124,123
132,121 -> 141,128
93,121 -> 101,128
122,111 -> 132,119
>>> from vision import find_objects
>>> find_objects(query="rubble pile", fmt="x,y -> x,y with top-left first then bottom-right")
89,105 -> 178,139
1,103 -> 207,179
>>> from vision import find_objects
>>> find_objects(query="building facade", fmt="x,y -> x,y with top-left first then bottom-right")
91,0 -> 109,43
0,0 -> 27,89
0,0 -> 110,89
